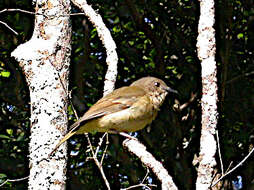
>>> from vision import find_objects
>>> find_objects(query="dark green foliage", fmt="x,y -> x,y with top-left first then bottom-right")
0,0 -> 253,189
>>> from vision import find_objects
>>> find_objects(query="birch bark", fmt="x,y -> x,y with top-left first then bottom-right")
11,0 -> 71,189
196,0 -> 218,189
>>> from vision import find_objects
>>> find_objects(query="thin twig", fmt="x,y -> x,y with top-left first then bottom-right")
70,12 -> 86,16
225,161 -> 233,173
121,184 -> 151,190
0,8 -> 86,16
0,21 -> 18,35
93,155 -> 111,190
100,133 -> 109,165
141,168 -> 150,184
212,147 -> 254,187
95,132 -> 108,156
0,8 -> 35,15
122,183 -> 157,190
0,176 -> 29,187
68,91 -> 79,119
85,133 -> 95,155
179,92 -> 198,111
216,130 -> 224,174
226,71 -> 254,85
84,132 -> 110,190
122,169 -> 154,190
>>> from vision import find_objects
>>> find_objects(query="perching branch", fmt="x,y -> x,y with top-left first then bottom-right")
123,139 -> 178,190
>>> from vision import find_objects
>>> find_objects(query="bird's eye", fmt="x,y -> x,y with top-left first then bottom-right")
154,82 -> 160,87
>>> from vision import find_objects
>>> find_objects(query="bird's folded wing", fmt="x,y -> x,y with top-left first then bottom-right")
69,86 -> 146,131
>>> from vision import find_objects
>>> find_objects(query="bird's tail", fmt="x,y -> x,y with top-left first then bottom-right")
48,121 -> 81,158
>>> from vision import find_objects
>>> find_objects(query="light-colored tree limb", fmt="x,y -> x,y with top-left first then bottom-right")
196,0 -> 218,189
123,139 -> 178,190
71,0 -> 118,96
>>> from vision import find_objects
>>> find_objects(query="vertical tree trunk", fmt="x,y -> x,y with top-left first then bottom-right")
11,0 -> 71,189
196,0 -> 218,189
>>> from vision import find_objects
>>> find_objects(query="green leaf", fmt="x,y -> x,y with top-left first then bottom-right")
0,71 -> 10,77
0,135 -> 11,140
6,129 -> 13,136
128,41 -> 134,46
237,33 -> 244,39
75,47 -> 83,53
16,132 -> 25,141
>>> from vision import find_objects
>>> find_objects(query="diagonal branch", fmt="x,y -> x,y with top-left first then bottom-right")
123,139 -> 178,190
212,147 -> 254,187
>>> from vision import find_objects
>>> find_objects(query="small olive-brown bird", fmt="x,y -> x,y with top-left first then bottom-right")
51,77 -> 177,155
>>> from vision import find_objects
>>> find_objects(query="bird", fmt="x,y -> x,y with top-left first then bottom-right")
50,76 -> 177,156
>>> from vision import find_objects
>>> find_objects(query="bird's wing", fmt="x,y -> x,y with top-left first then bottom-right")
69,86 -> 146,131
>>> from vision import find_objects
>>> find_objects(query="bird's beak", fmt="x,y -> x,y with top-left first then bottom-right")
165,86 -> 178,94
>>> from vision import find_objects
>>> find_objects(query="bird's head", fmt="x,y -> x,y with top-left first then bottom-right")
131,77 -> 177,109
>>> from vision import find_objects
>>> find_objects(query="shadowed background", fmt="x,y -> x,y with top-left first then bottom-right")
0,0 -> 253,189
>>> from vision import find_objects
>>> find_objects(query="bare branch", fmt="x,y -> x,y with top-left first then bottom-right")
0,8 -> 35,15
226,71 -> 254,85
100,133 -> 109,165
141,168 -> 150,184
121,183 -> 157,190
70,12 -> 86,16
212,147 -> 254,187
0,8 -> 93,36
216,130 -> 224,174
84,132 -> 111,190
71,0 -> 118,96
0,176 -> 28,188
123,139 -> 178,190
121,168 -> 157,190
178,92 -> 198,111
0,21 -> 18,35
0,8 -> 95,17
225,161 -> 233,173
95,132 -> 108,156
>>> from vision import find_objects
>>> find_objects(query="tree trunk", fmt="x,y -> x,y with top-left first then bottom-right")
11,0 -> 71,189
196,0 -> 218,189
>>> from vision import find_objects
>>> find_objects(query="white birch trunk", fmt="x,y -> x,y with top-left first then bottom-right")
11,0 -> 71,189
196,0 -> 218,189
